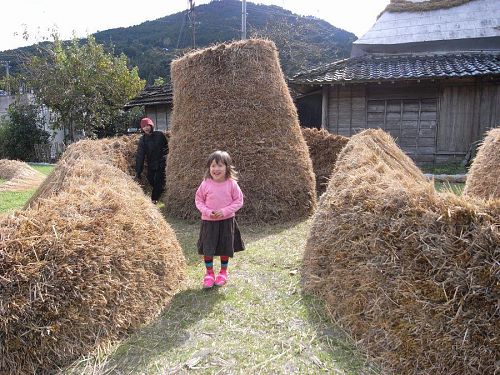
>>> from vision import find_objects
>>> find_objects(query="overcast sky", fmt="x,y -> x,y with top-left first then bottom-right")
1,0 -> 390,51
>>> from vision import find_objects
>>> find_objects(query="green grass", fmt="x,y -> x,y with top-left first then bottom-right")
29,163 -> 55,176
65,217 -> 376,374
0,164 -> 54,214
0,189 -> 37,213
434,181 -> 465,195
420,162 -> 467,175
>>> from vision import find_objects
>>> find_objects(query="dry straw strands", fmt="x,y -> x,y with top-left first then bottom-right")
303,129 -> 499,374
0,159 -> 46,192
463,127 -> 500,200
166,39 -> 316,222
1,137 -> 186,374
27,135 -> 140,205
385,0 -> 471,13
301,128 -> 348,195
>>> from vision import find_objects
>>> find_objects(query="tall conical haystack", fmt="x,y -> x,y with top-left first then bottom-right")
301,128 -> 348,195
165,39 -> 316,222
0,159 -> 46,192
303,129 -> 499,374
1,139 -> 186,374
463,127 -> 500,200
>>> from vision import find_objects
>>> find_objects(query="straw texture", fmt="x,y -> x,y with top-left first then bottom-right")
301,128 -> 348,195
1,137 -> 186,374
166,39 -> 316,222
0,159 -> 46,192
463,127 -> 500,200
303,129 -> 499,374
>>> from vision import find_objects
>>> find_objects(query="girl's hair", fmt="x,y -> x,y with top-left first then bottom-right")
204,150 -> 239,181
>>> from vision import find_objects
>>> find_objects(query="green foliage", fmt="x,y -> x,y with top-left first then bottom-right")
95,107 -> 144,138
25,36 -> 145,140
153,77 -> 165,86
0,102 -> 50,161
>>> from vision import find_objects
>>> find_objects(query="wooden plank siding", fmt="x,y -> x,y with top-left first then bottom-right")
323,79 -> 499,164
438,81 -> 500,155
145,105 -> 172,131
327,83 -> 438,163
327,85 -> 367,137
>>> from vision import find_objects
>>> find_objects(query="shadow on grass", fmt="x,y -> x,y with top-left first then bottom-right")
99,286 -> 225,373
301,290 -> 380,374
164,211 -> 309,264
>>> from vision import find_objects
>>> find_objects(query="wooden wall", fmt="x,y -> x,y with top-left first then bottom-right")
145,104 -> 172,131
324,78 -> 500,164
437,79 -> 500,163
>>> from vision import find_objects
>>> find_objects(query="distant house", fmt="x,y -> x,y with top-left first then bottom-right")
124,84 -> 173,131
290,0 -> 500,164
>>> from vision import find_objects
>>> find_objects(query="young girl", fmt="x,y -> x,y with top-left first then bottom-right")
195,150 -> 244,288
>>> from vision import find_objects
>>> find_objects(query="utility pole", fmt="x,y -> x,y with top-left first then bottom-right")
241,0 -> 247,40
188,0 -> 196,48
0,60 -> 10,93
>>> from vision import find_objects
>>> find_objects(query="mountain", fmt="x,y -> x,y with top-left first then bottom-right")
0,0 -> 356,84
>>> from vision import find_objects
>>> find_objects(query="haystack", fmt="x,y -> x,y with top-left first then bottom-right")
301,128 -> 348,195
463,127 -> 500,200
166,39 -> 316,222
27,135 -> 141,205
1,139 -> 186,373
303,129 -> 499,374
0,159 -> 46,192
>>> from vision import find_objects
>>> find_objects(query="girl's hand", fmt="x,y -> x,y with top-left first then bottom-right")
211,210 -> 223,218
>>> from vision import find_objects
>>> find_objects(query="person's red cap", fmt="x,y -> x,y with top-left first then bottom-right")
140,117 -> 154,129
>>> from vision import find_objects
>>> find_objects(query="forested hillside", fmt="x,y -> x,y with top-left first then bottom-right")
0,0 -> 356,84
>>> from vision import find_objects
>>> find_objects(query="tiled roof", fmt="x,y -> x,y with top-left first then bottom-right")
290,52 -> 500,84
124,84 -> 172,108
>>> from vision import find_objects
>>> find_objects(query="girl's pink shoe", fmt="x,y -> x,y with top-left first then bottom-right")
203,272 -> 215,289
215,270 -> 228,286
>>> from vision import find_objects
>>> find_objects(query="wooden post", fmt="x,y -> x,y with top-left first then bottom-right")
321,85 -> 329,130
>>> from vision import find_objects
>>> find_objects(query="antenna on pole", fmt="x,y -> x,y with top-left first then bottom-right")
241,0 -> 247,40
188,0 -> 196,48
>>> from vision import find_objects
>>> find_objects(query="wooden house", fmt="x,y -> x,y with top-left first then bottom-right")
124,84 -> 173,131
290,0 -> 500,164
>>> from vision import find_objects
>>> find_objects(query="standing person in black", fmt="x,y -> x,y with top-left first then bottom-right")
135,117 -> 168,204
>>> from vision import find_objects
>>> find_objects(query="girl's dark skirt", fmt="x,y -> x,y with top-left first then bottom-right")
197,217 -> 244,257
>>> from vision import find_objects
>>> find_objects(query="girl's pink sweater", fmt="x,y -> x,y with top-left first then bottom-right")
195,178 -> 244,221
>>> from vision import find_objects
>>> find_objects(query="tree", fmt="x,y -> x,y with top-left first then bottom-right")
25,36 -> 145,141
0,102 -> 50,161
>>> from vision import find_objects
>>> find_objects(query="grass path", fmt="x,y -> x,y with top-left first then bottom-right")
67,216 -> 373,374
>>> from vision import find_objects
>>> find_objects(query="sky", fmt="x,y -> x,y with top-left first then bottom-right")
0,0 -> 390,52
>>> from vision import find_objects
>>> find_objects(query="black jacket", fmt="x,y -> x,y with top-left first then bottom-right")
135,131 -> 168,175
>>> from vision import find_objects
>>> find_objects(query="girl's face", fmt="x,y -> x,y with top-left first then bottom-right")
210,159 -> 227,182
